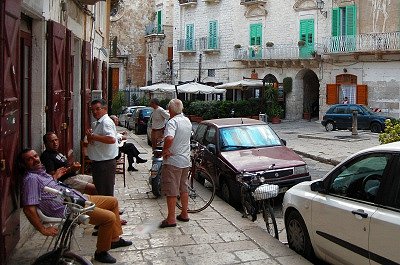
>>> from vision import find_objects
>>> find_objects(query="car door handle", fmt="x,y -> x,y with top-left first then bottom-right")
351,209 -> 368,218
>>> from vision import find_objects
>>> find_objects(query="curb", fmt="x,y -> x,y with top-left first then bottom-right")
293,149 -> 340,166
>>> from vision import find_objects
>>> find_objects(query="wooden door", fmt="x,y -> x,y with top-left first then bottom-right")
65,29 -> 74,159
0,0 -> 22,263
81,41 -> 92,137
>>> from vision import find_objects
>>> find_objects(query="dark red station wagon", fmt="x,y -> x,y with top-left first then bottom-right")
192,118 -> 310,204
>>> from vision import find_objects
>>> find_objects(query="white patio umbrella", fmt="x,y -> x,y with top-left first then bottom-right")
177,82 -> 226,94
215,79 -> 264,89
139,83 -> 176,92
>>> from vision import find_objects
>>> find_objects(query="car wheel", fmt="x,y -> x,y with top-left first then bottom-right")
135,124 -> 139,135
220,178 -> 231,204
325,121 -> 335,132
370,122 -> 382,133
286,210 -> 314,261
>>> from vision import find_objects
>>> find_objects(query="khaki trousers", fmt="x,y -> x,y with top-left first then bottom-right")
87,195 -> 123,252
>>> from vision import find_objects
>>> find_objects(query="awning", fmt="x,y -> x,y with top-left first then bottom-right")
177,82 -> 226,94
215,80 -> 264,89
139,83 -> 176,93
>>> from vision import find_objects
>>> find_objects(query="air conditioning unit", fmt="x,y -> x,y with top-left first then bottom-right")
91,90 -> 103,101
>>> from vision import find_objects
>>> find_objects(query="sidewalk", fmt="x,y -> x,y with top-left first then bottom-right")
9,128 -> 311,265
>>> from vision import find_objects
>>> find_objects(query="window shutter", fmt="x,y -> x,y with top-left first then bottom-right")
186,24 -> 194,50
326,84 -> 339,104
208,21 -> 217,49
345,5 -> 356,36
157,10 -> 162,33
250,24 -> 262,46
332,8 -> 340,36
356,85 -> 368,105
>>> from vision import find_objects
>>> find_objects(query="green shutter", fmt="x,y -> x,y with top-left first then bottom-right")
249,23 -> 262,59
299,19 -> 314,58
208,21 -> 217,49
186,24 -> 194,50
345,5 -> 356,36
157,11 -> 162,33
332,8 -> 340,36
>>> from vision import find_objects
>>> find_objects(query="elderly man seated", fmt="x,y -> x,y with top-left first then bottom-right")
19,148 -> 132,263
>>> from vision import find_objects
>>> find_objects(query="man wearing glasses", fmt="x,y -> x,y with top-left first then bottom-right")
86,99 -> 118,196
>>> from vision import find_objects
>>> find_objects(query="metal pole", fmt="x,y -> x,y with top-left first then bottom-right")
352,110 -> 358,136
198,53 -> 202,82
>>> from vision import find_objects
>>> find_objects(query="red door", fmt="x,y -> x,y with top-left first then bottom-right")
81,41 -> 92,138
64,29 -> 74,159
46,21 -> 68,155
0,0 -> 22,263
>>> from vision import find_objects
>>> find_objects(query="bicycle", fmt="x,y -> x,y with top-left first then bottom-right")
33,186 -> 96,265
147,145 -> 163,198
176,141 -> 216,213
238,172 -> 279,240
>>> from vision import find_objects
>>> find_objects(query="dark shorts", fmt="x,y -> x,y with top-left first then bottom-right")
161,164 -> 189,197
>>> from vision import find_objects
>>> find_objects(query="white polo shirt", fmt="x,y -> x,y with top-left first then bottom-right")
87,114 -> 119,161
151,107 -> 170,130
163,113 -> 192,168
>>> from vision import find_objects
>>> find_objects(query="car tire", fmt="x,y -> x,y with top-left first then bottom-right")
286,210 -> 314,261
135,124 -> 139,135
325,121 -> 335,132
220,178 -> 232,204
370,122 -> 382,133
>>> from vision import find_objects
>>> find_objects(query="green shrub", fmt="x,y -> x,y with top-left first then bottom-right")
379,119 -> 400,144
111,91 -> 126,115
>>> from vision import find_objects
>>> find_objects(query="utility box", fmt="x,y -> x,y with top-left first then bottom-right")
259,113 -> 267,123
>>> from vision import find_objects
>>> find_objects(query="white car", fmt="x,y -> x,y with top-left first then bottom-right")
283,141 -> 400,265
118,106 -> 145,128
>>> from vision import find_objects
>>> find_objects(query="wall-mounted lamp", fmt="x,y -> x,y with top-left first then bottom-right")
316,0 -> 327,18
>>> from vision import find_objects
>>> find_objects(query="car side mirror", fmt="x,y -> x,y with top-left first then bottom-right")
206,143 -> 216,155
280,139 -> 287,146
310,181 -> 326,193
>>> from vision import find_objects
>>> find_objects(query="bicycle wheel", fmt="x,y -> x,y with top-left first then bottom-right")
240,185 -> 257,222
262,200 -> 279,240
176,166 -> 215,213
33,249 -> 92,265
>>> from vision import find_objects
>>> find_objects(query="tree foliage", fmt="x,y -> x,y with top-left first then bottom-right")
379,119 -> 400,144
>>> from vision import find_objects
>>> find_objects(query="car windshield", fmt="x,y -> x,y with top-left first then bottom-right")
219,124 -> 282,151
359,105 -> 375,115
141,109 -> 153,117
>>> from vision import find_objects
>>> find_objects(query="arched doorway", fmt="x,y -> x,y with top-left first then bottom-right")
291,69 -> 320,120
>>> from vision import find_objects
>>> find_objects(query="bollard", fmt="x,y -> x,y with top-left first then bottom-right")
352,110 -> 358,136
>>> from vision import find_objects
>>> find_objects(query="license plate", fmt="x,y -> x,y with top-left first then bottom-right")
278,187 -> 288,193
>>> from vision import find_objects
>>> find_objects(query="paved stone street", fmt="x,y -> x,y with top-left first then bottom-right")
8,119 -> 381,265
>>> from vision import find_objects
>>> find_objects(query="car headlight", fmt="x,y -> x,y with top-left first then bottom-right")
293,165 -> 308,175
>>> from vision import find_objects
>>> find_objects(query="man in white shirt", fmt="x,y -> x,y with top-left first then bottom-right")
159,99 -> 192,228
149,98 -> 170,150
86,99 -> 119,196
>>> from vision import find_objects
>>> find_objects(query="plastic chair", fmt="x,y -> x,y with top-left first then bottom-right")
36,208 -> 81,256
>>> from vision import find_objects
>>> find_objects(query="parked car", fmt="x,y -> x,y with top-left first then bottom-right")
192,118 -> 310,205
127,107 -> 153,134
283,142 -> 400,264
118,106 -> 145,128
321,104 -> 392,133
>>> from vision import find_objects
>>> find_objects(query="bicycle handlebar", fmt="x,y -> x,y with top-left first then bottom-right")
44,186 -> 96,214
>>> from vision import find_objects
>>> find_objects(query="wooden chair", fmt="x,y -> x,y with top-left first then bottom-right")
115,151 -> 126,187
80,141 -> 92,174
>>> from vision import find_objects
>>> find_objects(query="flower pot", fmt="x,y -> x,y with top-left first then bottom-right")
271,116 -> 281,124
303,112 -> 311,121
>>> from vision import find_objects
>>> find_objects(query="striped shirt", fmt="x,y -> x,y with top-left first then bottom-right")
21,167 -> 86,218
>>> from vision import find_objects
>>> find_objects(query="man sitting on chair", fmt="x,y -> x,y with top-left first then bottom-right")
41,132 -> 97,195
19,148 -> 132,263
110,115 -> 147,171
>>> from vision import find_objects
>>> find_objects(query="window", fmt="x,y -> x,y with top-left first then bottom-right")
208,21 -> 218,49
326,74 -> 367,105
193,124 -> 207,143
156,10 -> 162,33
249,23 -> 262,59
186,24 -> 194,50
299,19 -> 314,58
208,69 -> 215,77
332,5 -> 357,52
328,154 -> 391,202
332,106 -> 347,114
204,127 -> 217,146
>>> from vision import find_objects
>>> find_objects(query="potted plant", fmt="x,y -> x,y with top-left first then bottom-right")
265,42 -> 274,47
298,40 -> 306,47
303,104 -> 311,121
234,44 -> 242,49
269,103 -> 284,124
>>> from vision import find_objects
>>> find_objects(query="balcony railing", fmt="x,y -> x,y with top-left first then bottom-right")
177,39 -> 197,53
179,0 -> 197,5
233,44 -> 323,60
240,0 -> 267,5
198,36 -> 221,52
145,23 -> 164,36
323,31 -> 400,54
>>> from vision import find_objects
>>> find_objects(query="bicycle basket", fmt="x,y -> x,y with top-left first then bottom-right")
252,184 -> 279,201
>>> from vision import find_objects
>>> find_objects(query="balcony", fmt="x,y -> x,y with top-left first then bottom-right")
240,0 -> 267,5
198,36 -> 221,53
145,23 -> 164,37
179,0 -> 198,6
233,44 -> 322,67
177,39 -> 197,53
323,31 -> 400,55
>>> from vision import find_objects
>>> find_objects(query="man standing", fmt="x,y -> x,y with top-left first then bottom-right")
149,98 -> 170,150
109,115 -> 147,171
19,149 -> 132,263
86,99 -> 118,196
41,132 -> 97,194
159,99 -> 192,228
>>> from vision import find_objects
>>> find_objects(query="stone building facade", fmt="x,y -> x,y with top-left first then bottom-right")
172,0 -> 400,119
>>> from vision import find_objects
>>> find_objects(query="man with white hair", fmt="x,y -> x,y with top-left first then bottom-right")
159,99 -> 192,228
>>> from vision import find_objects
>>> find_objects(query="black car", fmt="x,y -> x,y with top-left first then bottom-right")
321,104 -> 392,133
127,107 -> 153,134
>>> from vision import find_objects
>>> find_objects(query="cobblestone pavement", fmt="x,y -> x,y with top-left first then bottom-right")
9,126 -> 311,265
